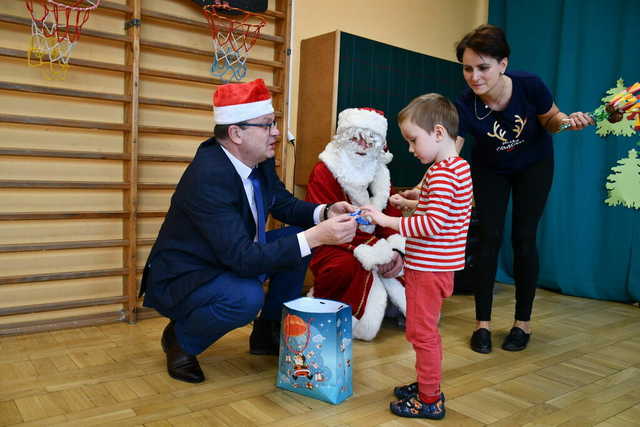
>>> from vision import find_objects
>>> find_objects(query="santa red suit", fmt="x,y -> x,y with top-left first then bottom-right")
305,108 -> 406,341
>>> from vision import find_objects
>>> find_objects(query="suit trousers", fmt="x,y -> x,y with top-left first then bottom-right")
173,226 -> 309,355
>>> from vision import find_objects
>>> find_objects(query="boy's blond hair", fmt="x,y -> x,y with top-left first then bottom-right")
397,93 -> 459,139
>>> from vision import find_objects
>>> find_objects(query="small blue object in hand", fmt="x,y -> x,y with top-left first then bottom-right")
349,210 -> 371,225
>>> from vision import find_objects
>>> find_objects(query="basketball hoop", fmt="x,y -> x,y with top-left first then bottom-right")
202,1 -> 266,81
25,0 -> 100,80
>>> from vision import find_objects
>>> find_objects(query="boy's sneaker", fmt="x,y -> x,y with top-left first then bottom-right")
389,394 -> 446,420
393,382 -> 419,399
393,383 -> 446,402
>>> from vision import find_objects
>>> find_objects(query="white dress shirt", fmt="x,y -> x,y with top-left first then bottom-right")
220,146 -> 323,257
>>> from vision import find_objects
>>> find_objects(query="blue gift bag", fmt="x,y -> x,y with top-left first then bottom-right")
276,297 -> 352,404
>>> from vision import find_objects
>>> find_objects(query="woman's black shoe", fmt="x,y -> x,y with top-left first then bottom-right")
502,327 -> 530,351
470,328 -> 492,354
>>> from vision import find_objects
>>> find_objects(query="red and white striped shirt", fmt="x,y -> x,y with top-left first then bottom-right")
399,157 -> 473,272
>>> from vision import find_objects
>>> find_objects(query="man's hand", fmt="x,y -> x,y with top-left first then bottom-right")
327,201 -> 357,218
377,251 -> 403,278
304,214 -> 357,248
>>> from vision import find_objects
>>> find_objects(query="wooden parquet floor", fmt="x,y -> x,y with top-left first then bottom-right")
1,284 -> 640,426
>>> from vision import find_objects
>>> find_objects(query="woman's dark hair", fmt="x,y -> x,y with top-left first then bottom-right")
455,24 -> 510,62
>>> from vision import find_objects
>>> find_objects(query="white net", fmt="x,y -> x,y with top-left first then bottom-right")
211,30 -> 254,80
203,4 -> 265,81
25,0 -> 100,80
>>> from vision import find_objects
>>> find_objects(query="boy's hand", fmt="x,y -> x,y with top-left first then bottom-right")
361,205 -> 401,231
389,193 -> 407,209
390,194 -> 418,214
399,188 -> 420,200
360,205 -> 385,226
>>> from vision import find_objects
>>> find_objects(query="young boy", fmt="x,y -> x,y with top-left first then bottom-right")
362,93 -> 473,420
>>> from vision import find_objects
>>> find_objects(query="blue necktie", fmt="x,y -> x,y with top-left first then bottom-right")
248,169 -> 266,244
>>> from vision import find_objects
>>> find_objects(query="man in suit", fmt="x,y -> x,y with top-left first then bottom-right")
140,79 -> 357,383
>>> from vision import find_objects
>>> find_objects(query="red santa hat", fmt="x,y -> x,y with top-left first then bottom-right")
336,107 -> 387,138
213,78 -> 274,125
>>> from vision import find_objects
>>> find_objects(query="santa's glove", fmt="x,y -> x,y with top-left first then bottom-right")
353,239 -> 394,271
386,234 -> 406,254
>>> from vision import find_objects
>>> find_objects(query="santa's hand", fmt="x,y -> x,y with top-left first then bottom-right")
304,214 -> 356,248
327,201 -> 357,218
377,251 -> 403,278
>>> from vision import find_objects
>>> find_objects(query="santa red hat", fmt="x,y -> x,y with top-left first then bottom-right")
336,107 -> 387,138
213,79 -> 274,125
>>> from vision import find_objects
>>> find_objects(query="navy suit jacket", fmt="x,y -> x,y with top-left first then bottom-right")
141,138 -> 318,316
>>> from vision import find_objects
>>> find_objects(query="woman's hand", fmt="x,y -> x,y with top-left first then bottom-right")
562,111 -> 594,130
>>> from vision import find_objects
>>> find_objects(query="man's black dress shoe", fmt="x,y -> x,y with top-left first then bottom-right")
502,327 -> 530,351
161,321 -> 205,383
249,318 -> 280,355
470,328 -> 492,354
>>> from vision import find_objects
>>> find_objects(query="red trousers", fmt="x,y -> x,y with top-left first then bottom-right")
404,269 -> 454,401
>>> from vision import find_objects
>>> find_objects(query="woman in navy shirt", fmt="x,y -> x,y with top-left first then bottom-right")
454,25 -> 592,354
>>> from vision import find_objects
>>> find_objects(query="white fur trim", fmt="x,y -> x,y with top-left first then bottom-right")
319,147 -> 391,212
337,108 -> 387,139
380,277 -> 406,315
381,150 -> 393,165
353,239 -> 394,271
386,234 -> 406,253
352,273 -> 387,341
214,98 -> 274,124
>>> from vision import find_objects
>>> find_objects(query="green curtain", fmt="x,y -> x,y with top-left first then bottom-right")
489,0 -> 640,302
336,32 -> 468,187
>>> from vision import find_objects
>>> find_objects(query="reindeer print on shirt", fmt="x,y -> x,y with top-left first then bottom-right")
487,114 -> 528,152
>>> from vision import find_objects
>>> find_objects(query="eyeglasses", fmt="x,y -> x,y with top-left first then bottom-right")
238,120 -> 277,130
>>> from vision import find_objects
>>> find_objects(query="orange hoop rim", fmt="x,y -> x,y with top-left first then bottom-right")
26,0 -> 101,43
47,0 -> 101,11
202,3 -> 266,31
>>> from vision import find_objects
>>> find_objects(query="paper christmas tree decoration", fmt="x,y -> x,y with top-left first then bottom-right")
596,79 -> 639,138
604,148 -> 640,209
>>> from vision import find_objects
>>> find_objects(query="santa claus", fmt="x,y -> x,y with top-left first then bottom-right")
306,107 -> 406,341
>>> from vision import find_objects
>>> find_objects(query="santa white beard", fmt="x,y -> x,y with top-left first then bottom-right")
319,128 -> 393,233
334,146 -> 379,188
